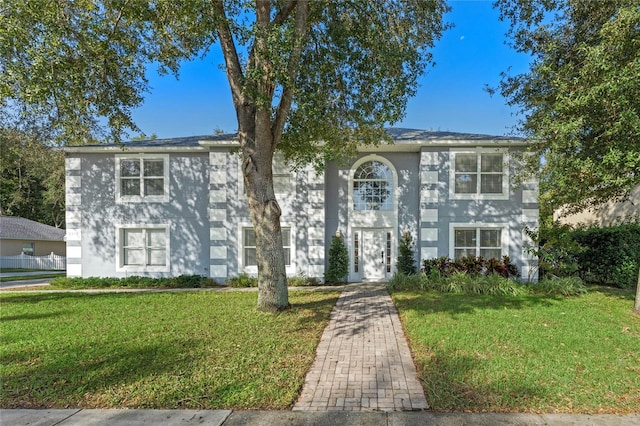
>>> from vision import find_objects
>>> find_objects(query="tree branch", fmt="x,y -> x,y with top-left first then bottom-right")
212,1 -> 245,111
273,1 -> 296,26
272,0 -> 309,147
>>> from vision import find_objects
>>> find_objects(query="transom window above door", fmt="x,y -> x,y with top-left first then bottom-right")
353,161 -> 393,211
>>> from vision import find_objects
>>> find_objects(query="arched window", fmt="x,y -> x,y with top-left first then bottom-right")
353,161 -> 393,211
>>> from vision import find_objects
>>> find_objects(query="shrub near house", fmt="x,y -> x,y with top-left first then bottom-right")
537,222 -> 640,288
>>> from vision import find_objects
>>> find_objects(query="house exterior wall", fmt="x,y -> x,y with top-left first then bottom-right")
418,147 -> 539,281
208,150 -> 325,281
554,184 -> 640,227
65,133 -> 538,283
66,153 -> 211,278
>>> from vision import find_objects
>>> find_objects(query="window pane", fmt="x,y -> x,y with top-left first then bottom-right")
143,160 -> 164,177
283,248 -> 290,266
245,248 -> 257,266
480,175 -> 502,194
244,229 -> 256,246
124,248 -> 144,265
455,154 -> 477,172
281,228 -> 290,247
480,249 -> 502,259
144,178 -> 164,196
22,243 -> 35,256
121,179 -> 140,196
120,160 -> 140,177
455,229 -> 476,247
455,174 -> 477,193
147,248 -> 166,265
481,154 -> 503,172
123,229 -> 144,247
455,248 -> 475,259
353,161 -> 393,211
480,229 -> 501,247
147,229 -> 166,247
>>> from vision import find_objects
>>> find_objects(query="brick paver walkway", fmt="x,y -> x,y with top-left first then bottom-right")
293,282 -> 428,412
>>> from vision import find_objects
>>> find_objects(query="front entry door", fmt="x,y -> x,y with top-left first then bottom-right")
361,229 -> 391,281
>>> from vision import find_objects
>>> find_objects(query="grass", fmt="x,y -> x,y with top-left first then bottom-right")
0,272 -> 65,283
0,289 -> 339,409
391,286 -> 640,413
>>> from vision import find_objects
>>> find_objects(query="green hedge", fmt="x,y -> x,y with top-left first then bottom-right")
572,224 -> 640,288
538,223 -> 640,288
51,275 -> 217,289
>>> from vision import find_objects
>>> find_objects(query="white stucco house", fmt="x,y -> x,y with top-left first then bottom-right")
63,128 -> 539,282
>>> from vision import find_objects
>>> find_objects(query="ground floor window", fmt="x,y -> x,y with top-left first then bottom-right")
118,226 -> 169,270
453,227 -> 502,259
22,243 -> 35,256
243,227 -> 291,267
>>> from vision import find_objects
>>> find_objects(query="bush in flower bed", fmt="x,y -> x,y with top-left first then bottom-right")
51,275 -> 217,289
388,269 -> 588,297
422,255 -> 520,279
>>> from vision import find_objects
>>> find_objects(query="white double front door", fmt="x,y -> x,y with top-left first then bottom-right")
354,228 -> 392,281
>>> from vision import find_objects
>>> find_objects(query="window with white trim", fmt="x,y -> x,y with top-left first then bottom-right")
451,150 -> 508,198
243,227 -> 291,267
453,227 -> 502,259
353,161 -> 393,211
118,226 -> 169,270
116,155 -> 169,202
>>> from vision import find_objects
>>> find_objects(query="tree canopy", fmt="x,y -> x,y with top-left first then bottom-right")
2,1 -> 448,310
495,0 -> 640,214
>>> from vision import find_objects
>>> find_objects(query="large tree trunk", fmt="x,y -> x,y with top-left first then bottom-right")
634,267 -> 640,314
239,119 -> 289,312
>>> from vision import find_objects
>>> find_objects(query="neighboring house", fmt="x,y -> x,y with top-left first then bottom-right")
63,128 -> 539,282
554,185 -> 640,227
0,216 -> 66,256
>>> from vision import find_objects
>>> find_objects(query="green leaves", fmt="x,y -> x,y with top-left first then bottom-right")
495,0 -> 640,213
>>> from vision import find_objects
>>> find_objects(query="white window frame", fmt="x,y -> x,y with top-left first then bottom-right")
449,223 -> 508,260
238,223 -> 296,275
116,224 -> 170,272
115,154 -> 169,203
352,160 -> 394,211
449,148 -> 509,200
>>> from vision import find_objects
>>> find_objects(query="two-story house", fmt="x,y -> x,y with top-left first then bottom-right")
64,128 -> 539,282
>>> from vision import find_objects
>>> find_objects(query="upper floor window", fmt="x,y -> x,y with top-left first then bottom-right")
451,149 -> 508,199
116,155 -> 169,203
353,161 -> 393,211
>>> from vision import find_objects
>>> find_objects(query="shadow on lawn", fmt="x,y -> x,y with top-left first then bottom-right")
391,291 -> 562,317
418,350 -> 550,411
1,338 -> 197,408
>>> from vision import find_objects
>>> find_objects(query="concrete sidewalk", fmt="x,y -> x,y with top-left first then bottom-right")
2,409 -> 639,425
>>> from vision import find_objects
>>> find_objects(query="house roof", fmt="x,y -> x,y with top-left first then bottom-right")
64,128 -> 527,153
0,216 -> 66,241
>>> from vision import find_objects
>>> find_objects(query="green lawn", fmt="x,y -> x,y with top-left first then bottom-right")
391,286 -> 640,413
0,290 -> 339,409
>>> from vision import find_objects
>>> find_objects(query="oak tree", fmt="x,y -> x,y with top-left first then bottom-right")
1,0 -> 448,311
494,0 -> 640,311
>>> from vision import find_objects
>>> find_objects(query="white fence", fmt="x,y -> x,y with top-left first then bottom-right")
0,253 -> 66,270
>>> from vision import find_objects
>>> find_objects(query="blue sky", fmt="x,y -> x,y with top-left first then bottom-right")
131,0 -> 531,139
